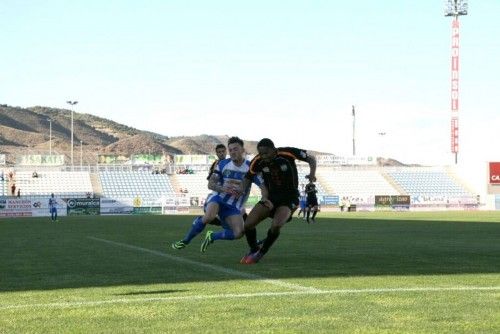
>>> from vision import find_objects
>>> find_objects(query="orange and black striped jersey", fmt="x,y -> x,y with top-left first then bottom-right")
245,147 -> 309,196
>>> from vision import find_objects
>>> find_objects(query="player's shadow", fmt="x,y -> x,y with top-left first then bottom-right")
1,215 -> 499,292
115,289 -> 186,296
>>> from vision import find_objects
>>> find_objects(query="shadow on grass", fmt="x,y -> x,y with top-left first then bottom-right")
115,289 -> 186,296
1,215 -> 499,292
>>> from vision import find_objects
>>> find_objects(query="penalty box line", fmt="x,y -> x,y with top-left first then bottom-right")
87,236 -> 323,293
1,286 -> 499,310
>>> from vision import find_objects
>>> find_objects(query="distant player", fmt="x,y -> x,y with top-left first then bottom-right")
305,181 -> 319,223
48,193 -> 58,222
239,138 -> 316,264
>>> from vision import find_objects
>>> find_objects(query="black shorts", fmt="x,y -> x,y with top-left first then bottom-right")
267,193 -> 299,222
306,196 -> 318,207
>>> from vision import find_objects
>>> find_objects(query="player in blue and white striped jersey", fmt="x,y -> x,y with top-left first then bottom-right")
199,137 -> 263,252
48,193 -> 58,222
171,137 -> 263,252
205,159 -> 253,212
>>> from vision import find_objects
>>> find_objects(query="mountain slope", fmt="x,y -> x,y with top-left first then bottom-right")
0,105 -> 245,164
1,104 -> 374,166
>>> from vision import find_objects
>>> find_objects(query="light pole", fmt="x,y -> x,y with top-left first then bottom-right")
378,132 -> 387,160
80,140 -> 83,169
444,0 -> 468,164
66,100 -> 78,168
47,119 -> 52,156
352,105 -> 356,156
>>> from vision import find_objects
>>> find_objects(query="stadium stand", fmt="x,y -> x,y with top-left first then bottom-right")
297,167 -> 327,195
99,170 -> 175,199
170,173 -> 210,197
8,171 -> 93,197
386,167 -> 472,196
171,172 -> 263,198
317,168 -> 400,197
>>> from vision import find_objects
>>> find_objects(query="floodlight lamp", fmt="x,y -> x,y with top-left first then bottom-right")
444,0 -> 468,17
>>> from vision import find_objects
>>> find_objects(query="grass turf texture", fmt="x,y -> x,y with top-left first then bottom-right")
1,212 -> 499,333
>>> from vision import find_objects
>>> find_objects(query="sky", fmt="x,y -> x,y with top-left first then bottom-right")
1,0 -> 499,166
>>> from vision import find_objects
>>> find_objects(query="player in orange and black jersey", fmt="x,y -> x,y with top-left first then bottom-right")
171,144 -> 227,250
206,144 -> 227,180
204,144 -> 227,227
239,138 -> 316,264
305,181 -> 319,223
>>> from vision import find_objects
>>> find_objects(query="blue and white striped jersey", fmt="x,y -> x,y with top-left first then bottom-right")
48,197 -> 57,209
208,158 -> 261,210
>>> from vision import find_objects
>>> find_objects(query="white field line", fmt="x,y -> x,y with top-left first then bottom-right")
87,236 -> 322,293
1,286 -> 499,310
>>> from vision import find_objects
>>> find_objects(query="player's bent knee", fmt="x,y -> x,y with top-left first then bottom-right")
202,214 -> 217,224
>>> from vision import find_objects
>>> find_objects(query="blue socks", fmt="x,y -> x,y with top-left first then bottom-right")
182,216 -> 236,244
211,229 -> 235,241
183,216 -> 206,244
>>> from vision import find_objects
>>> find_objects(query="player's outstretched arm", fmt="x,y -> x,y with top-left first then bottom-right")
305,154 -> 317,182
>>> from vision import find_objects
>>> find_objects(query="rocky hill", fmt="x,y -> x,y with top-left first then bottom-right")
1,104 -> 409,166
0,104 -> 257,165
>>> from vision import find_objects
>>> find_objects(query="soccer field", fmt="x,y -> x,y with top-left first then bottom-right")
1,212 -> 499,333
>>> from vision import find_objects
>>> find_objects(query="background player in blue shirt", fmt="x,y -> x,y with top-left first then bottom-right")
48,193 -> 58,222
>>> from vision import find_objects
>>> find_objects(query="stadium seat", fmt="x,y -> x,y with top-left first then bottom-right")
99,170 -> 175,200
5,171 -> 93,198
386,167 -> 472,197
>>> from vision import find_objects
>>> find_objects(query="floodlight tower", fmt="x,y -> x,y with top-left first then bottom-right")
66,100 -> 78,168
80,140 -> 83,168
444,0 -> 468,164
352,105 -> 356,156
47,119 -> 52,156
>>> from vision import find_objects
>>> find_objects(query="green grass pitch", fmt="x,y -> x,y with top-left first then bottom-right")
1,211 -> 499,333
